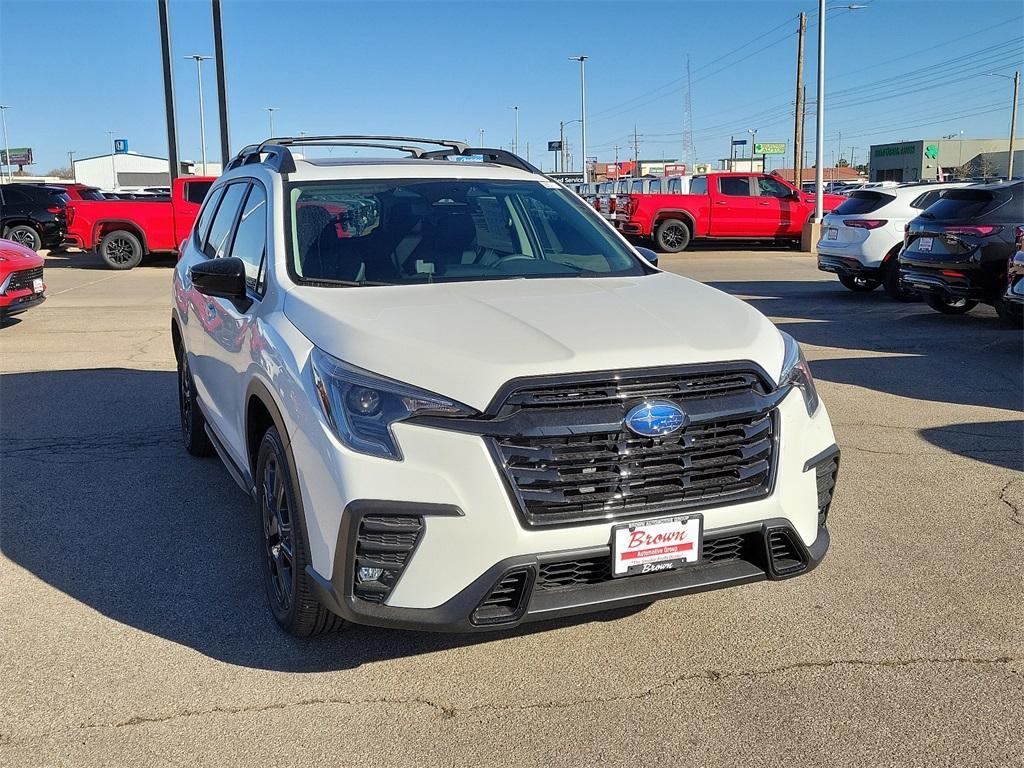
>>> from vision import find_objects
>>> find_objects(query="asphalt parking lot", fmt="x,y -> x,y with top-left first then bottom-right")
1,247 -> 1022,767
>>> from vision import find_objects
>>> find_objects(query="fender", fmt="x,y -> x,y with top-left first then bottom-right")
91,219 -> 150,252
653,208 -> 699,235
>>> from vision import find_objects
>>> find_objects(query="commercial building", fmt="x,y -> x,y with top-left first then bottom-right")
868,138 -> 1021,182
71,153 -> 220,191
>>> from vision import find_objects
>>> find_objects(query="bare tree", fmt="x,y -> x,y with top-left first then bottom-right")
46,167 -> 74,179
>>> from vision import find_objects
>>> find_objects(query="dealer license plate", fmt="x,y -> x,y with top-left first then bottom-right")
612,514 -> 702,577
826,227 -> 838,240
32,278 -> 43,294
918,237 -> 933,252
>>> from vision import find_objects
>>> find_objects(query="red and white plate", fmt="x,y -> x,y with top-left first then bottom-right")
612,514 -> 702,577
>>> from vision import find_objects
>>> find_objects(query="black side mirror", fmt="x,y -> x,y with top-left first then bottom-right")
635,246 -> 659,267
191,257 -> 251,309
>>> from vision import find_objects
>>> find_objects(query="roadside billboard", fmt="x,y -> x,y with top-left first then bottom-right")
0,147 -> 33,166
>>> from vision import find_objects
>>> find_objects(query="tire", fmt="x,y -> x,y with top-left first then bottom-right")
883,257 -> 914,301
838,273 -> 882,292
654,219 -> 691,253
923,293 -> 977,315
4,225 -> 41,251
177,354 -> 213,457
99,229 -> 144,270
994,297 -> 1024,328
256,426 -> 345,636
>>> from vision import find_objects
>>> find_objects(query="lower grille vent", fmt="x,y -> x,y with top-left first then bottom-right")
471,569 -> 533,625
767,529 -> 806,575
814,454 -> 840,527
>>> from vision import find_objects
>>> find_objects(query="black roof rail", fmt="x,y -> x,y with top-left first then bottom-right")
225,135 -> 541,175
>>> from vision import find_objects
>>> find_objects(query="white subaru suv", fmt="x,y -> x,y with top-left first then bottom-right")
817,181 -> 968,298
171,136 -> 839,635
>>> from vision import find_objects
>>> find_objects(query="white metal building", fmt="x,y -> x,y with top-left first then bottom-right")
72,152 -> 170,191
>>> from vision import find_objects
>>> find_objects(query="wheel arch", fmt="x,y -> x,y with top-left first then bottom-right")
94,220 -> 149,252
653,209 -> 696,232
2,218 -> 40,233
245,377 -> 291,480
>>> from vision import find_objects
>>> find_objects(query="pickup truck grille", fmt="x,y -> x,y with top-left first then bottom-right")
491,404 -> 775,527
4,267 -> 43,294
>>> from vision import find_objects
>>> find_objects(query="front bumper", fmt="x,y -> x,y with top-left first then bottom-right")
0,289 -> 46,316
308,509 -> 832,633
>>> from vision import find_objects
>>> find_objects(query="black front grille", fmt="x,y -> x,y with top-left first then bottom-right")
5,266 -> 43,293
501,369 -> 765,412
536,533 -> 755,592
494,411 -> 775,527
472,569 -> 532,625
352,514 -> 422,603
813,453 -> 840,527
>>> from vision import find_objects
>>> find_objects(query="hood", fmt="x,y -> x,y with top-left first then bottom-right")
0,238 -> 45,270
284,272 -> 785,411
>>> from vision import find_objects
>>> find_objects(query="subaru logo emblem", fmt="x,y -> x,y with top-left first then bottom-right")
624,400 -> 688,437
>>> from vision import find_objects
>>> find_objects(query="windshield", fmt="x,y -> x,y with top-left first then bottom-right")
288,179 -> 648,285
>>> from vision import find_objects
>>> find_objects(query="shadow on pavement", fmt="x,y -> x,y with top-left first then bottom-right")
0,368 -> 644,672
708,279 -> 1024,413
918,421 -> 1024,471
43,249 -> 178,270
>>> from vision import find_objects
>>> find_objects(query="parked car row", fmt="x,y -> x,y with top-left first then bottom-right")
817,180 -> 1024,326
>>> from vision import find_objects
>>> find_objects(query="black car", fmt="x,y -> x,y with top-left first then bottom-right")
900,181 -> 1024,324
0,183 -> 69,251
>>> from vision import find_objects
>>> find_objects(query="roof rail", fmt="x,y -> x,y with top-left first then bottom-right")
224,135 -> 541,175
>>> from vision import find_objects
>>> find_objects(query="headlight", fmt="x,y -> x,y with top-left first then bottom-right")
778,332 -> 819,416
310,348 -> 474,460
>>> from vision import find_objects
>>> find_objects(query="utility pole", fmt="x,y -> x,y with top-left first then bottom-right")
850,146 -> 857,170
106,130 -> 117,189
212,0 -> 231,165
632,124 -> 640,175
730,135 -> 735,165
1010,71 -> 1019,179
68,150 -> 76,182
157,0 -> 180,183
558,121 -> 565,172
185,55 -> 212,173
0,105 -> 10,183
793,11 -> 806,187
837,129 -> 843,170
570,55 -> 588,182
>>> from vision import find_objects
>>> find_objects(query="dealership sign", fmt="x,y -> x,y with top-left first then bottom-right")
873,144 -> 916,157
0,147 -> 33,165
754,142 -> 786,155
547,140 -> 563,152
114,139 -> 129,154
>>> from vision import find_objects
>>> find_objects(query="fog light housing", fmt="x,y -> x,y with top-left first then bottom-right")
352,514 -> 424,604
357,567 -> 384,582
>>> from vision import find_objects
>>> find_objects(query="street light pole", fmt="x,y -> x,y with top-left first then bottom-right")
0,106 -> 10,183
814,0 -> 826,221
508,106 -> 519,156
185,55 -> 212,173
570,55 -> 589,183
265,107 -> 278,137
68,150 -> 76,182
748,128 -> 757,167
479,128 -> 484,147
106,130 -> 117,189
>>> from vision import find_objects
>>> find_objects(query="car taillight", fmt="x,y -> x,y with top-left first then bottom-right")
942,270 -> 965,277
66,207 -> 75,225
46,206 -> 62,214
944,225 -> 1003,237
844,219 -> 887,229
609,196 -> 617,213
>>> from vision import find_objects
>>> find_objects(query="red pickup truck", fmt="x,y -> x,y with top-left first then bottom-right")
615,172 -> 847,252
66,176 -> 215,269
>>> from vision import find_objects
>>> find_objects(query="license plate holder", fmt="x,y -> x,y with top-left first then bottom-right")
32,277 -> 43,294
918,236 -> 933,252
826,227 -> 838,240
611,514 -> 702,577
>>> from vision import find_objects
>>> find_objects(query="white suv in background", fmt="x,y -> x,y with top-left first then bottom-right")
171,135 -> 839,636
817,181 -> 968,298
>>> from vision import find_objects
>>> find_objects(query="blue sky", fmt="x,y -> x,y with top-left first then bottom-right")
1,0 -> 1021,174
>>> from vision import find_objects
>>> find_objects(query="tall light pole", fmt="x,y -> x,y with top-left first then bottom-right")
0,105 -> 10,183
748,128 -> 758,165
988,71 -> 1020,179
105,130 -> 117,189
815,3 -> 866,220
509,106 -> 519,156
184,55 -> 212,173
570,55 -> 589,183
265,107 -> 278,137
479,128 -> 485,146
68,150 -> 76,182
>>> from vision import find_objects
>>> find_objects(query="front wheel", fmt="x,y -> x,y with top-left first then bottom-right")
838,273 -> 882,292
654,219 -> 691,253
99,229 -> 144,270
923,293 -> 977,315
5,225 -> 42,251
256,426 -> 345,636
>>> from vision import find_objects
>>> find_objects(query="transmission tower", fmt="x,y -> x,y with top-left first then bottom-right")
681,54 -> 696,167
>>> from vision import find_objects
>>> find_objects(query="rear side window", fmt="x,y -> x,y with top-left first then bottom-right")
203,183 -> 248,258
909,190 -> 942,210
719,176 -> 752,196
689,177 -> 708,195
630,180 -> 644,194
667,178 -> 681,194
185,181 -> 213,205
834,191 -> 893,215
922,189 -> 994,220
193,185 -> 226,245
649,179 -> 661,193
79,188 -> 105,201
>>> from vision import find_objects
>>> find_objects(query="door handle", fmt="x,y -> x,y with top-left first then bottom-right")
759,201 -> 771,205
715,201 -> 727,206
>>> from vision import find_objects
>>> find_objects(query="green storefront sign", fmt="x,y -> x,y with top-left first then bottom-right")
873,144 -> 917,158
753,142 -> 786,155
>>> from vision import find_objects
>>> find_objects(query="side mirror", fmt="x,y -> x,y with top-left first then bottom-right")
790,189 -> 802,200
191,257 -> 250,309
635,246 -> 659,267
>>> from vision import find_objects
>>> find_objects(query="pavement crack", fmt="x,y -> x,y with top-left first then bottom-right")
999,479 -> 1023,526
73,655 -> 1017,731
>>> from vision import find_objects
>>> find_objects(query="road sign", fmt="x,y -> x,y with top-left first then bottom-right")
548,140 -> 563,152
754,142 -> 786,155
731,139 -> 747,146
0,147 -> 33,165
114,139 -> 129,154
